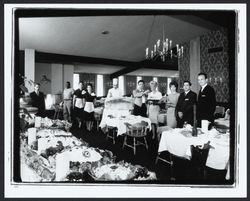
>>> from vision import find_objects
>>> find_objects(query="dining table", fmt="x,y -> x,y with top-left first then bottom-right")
103,114 -> 152,136
158,127 -> 230,179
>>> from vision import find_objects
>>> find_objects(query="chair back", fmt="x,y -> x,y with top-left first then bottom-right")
124,121 -> 148,137
224,109 -> 230,120
191,141 -> 211,167
214,106 -> 225,118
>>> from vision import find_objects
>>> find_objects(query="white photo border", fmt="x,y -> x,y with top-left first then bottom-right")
4,3 -> 247,198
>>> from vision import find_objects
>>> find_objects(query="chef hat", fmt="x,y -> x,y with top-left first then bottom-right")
112,78 -> 118,85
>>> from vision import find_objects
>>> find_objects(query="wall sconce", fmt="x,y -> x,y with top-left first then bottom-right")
214,77 -> 218,85
128,81 -> 136,88
213,77 -> 223,85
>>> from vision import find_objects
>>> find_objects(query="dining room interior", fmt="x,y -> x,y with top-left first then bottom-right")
16,9 -> 235,184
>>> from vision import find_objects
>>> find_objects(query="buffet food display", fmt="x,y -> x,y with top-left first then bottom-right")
21,116 -> 156,182
104,97 -> 134,110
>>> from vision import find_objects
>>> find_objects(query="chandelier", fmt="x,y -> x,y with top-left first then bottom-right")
145,26 -> 184,62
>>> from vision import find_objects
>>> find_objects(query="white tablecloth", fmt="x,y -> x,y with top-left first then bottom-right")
94,107 -> 104,115
104,115 -> 152,136
99,108 -> 131,129
158,128 -> 230,171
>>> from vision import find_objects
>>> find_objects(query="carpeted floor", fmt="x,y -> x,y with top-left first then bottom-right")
70,123 -> 228,185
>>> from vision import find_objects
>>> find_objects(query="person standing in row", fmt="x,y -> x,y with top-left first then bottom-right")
132,80 -> 150,117
147,81 -> 162,139
73,81 -> 86,128
30,83 -> 46,117
83,83 -> 96,131
62,81 -> 74,122
176,81 -> 197,128
197,73 -> 216,127
165,81 -> 180,128
107,78 -> 123,98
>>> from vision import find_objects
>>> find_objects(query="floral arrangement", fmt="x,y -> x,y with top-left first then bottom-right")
21,142 -> 56,181
38,117 -> 72,130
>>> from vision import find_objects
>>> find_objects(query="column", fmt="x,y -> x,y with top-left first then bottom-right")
96,74 -> 104,97
51,64 -> 63,94
118,76 -> 125,96
63,64 -> 74,88
189,37 -> 201,94
24,49 -> 35,94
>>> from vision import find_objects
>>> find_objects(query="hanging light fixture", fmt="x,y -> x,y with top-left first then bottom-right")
145,23 -> 184,62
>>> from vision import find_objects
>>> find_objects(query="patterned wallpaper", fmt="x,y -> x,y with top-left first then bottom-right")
158,77 -> 168,95
200,28 -> 229,103
178,42 -> 190,93
142,76 -> 153,91
125,75 -> 137,95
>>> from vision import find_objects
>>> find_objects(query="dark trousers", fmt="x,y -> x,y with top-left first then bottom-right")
177,116 -> 193,128
133,103 -> 147,117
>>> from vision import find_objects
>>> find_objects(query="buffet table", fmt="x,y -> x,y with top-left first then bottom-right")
20,117 -> 156,182
158,128 -> 230,178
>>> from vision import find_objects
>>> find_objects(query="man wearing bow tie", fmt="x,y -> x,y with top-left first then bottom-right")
132,80 -> 150,117
30,83 -> 46,117
176,81 -> 197,128
197,73 -> 216,127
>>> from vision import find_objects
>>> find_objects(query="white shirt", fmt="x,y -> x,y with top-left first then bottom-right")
201,83 -> 208,92
63,88 -> 74,100
185,90 -> 190,96
107,88 -> 123,98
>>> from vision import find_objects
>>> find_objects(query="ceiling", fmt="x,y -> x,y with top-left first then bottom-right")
19,15 -> 220,77
73,64 -> 179,77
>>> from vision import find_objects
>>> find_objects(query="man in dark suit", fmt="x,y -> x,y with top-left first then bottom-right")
176,81 -> 197,128
197,73 -> 216,127
30,83 -> 46,117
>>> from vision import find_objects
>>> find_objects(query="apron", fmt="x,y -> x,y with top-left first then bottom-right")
75,98 -> 84,108
84,102 -> 94,113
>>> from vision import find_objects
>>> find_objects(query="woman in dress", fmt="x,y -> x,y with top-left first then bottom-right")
165,81 -> 180,128
147,81 -> 162,139
83,83 -> 96,131
73,81 -> 85,128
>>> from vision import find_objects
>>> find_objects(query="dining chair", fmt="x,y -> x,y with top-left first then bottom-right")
190,141 -> 211,181
106,125 -> 117,144
53,104 -> 63,120
155,126 -> 189,181
214,106 -> 225,119
123,121 -> 149,155
155,151 -> 175,180
94,113 -> 102,131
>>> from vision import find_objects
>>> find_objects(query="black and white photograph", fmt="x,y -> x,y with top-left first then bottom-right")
4,3 -> 247,198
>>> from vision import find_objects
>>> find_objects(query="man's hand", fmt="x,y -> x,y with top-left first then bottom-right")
178,112 -> 183,119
